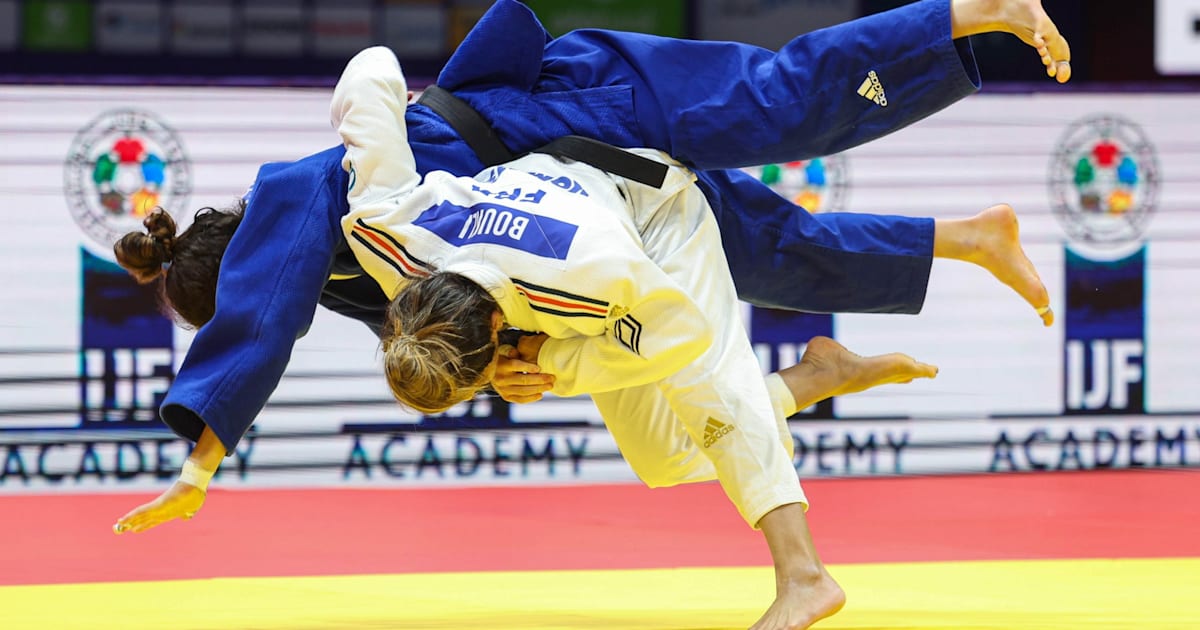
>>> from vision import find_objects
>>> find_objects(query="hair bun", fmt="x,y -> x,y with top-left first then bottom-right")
142,208 -> 178,261
113,207 -> 178,284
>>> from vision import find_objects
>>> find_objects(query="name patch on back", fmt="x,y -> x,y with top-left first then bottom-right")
414,201 -> 578,260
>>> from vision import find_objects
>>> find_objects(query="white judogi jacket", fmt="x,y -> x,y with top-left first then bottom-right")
335,47 -> 712,399
334,48 -> 806,527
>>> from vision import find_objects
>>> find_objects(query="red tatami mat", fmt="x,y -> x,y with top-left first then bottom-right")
2,469 -> 1197,586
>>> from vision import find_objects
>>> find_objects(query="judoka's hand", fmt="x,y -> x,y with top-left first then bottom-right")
492,334 -> 553,404
112,481 -> 206,535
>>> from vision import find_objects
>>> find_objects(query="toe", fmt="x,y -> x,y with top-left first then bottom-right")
1055,61 -> 1072,83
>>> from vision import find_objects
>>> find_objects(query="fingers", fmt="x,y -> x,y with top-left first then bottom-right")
497,349 -> 543,384
515,333 -> 549,362
113,501 -> 156,534
113,505 -> 173,535
492,372 -> 555,404
492,344 -> 554,403
492,366 -> 554,388
1038,305 -> 1055,327
115,504 -> 190,534
499,392 -> 545,404
496,348 -> 540,374
112,483 -> 205,534
497,380 -> 554,394
118,506 -> 169,534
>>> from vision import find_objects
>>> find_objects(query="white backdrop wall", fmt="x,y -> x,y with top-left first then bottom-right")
1,85 -> 1197,491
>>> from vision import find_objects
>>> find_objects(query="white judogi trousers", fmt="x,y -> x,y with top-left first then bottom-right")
591,156 -> 806,528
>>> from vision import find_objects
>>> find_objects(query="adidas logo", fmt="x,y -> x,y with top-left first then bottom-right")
703,418 -> 735,448
857,70 -> 888,107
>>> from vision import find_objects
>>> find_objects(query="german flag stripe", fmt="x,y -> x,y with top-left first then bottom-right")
527,304 -> 606,319
349,231 -> 416,279
512,278 -> 609,317
511,278 -> 608,307
351,222 -> 430,278
354,220 -> 432,269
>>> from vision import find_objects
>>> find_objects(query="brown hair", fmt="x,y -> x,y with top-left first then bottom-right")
382,272 -> 499,414
113,202 -> 244,329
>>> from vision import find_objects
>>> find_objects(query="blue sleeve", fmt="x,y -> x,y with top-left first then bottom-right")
159,148 -> 349,453
537,0 -> 979,170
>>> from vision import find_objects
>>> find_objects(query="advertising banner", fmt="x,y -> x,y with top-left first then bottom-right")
1155,0 -> 1200,74
380,2 -> 446,58
22,0 -> 91,52
1,85 -> 1198,492
170,1 -> 235,56
311,2 -> 374,58
696,0 -> 858,51
96,0 -> 164,54
241,1 -> 305,57
522,0 -> 684,38
0,0 -> 17,51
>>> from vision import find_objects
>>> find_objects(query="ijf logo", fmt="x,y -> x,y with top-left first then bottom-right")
1048,114 -> 1159,247
64,109 -> 192,254
1049,114 -> 1158,415
65,109 -> 190,429
747,154 -> 849,213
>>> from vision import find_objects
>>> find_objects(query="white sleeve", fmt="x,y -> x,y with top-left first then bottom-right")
330,46 -> 420,207
538,266 -> 714,397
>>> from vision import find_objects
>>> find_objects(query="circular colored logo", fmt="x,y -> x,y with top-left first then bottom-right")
744,154 -> 849,213
64,109 -> 193,255
1048,114 -> 1158,246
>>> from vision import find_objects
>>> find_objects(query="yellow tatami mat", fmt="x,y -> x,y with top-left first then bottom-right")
2,557 -> 1196,630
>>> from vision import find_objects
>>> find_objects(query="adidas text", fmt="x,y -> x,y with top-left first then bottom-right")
703,418 -> 736,447
857,70 -> 888,107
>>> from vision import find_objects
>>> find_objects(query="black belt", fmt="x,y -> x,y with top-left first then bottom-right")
417,85 -> 667,189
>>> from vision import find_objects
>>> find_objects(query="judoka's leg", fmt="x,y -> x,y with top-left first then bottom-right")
751,502 -> 846,630
697,170 -> 934,314
640,178 -> 845,628
699,171 -> 1053,325
658,296 -> 845,630
552,0 -> 1069,170
594,336 -> 938,486
933,203 -> 1053,325
775,336 -> 939,413
591,385 -> 718,488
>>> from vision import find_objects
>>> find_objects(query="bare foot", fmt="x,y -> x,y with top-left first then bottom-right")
752,503 -> 847,630
112,481 -> 206,534
951,0 -> 1072,82
778,336 -> 938,412
935,204 -> 1053,326
750,571 -> 846,630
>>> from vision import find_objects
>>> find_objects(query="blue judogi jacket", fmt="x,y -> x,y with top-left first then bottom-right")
161,0 -> 979,451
